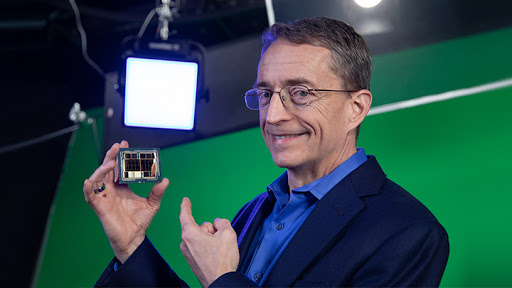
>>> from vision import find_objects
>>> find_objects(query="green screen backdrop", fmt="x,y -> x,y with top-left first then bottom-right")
34,26 -> 512,287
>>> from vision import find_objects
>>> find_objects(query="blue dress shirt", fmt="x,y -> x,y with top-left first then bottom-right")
241,148 -> 368,285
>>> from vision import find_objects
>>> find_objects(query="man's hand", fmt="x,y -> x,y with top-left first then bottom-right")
83,140 -> 169,263
180,197 -> 239,288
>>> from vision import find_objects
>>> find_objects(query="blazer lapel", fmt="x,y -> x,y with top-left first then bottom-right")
236,195 -> 274,271
263,156 -> 385,286
263,178 -> 365,286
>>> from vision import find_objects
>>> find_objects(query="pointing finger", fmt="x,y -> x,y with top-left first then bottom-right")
180,197 -> 199,231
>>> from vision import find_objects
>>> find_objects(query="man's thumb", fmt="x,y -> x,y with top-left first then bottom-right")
148,178 -> 169,208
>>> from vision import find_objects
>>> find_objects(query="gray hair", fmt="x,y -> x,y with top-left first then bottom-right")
261,17 -> 372,91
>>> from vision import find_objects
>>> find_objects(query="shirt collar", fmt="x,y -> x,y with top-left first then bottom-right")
267,148 -> 368,206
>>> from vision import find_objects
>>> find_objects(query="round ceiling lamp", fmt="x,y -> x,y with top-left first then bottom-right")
354,0 -> 382,8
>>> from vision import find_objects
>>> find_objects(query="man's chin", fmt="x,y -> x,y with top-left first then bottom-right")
271,156 -> 300,169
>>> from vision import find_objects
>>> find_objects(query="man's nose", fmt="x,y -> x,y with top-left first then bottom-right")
264,91 -> 292,124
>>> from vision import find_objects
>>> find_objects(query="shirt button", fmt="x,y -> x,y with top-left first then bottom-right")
254,272 -> 262,281
276,222 -> 284,230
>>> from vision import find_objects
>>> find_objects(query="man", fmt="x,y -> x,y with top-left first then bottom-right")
84,17 -> 449,287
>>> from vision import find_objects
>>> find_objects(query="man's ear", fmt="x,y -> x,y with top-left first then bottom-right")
349,89 -> 372,129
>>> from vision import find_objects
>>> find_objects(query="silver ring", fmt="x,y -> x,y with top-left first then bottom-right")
94,184 -> 106,194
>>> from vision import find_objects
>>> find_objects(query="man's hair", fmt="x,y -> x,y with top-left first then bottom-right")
261,17 -> 372,139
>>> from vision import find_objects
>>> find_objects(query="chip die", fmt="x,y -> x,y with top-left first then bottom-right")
118,148 -> 161,184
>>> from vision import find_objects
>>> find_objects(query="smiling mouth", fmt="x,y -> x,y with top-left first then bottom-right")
273,133 -> 306,139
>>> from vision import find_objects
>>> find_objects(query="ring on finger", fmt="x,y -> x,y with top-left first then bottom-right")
94,184 -> 106,194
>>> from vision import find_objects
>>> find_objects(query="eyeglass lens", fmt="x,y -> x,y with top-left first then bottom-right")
244,85 -> 311,110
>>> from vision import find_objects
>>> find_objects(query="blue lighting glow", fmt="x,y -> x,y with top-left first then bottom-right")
124,57 -> 199,130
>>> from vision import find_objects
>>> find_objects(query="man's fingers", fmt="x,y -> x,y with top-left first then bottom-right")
214,218 -> 238,247
214,218 -> 232,231
89,160 -> 116,186
114,140 -> 129,183
180,197 -> 199,231
83,179 -> 97,204
200,222 -> 216,234
87,140 -> 129,194
85,142 -> 122,206
102,142 -> 121,165
104,163 -> 115,184
147,178 -> 169,209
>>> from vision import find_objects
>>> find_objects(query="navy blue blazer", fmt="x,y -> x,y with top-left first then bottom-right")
96,156 -> 449,287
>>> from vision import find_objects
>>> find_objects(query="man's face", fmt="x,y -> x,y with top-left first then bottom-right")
258,40 -> 357,175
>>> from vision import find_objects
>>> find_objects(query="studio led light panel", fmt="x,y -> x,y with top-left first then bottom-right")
124,57 -> 198,130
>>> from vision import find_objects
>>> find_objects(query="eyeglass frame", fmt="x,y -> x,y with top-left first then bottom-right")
243,85 -> 359,110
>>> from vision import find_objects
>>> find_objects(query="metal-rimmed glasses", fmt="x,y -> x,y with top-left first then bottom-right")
244,85 -> 357,110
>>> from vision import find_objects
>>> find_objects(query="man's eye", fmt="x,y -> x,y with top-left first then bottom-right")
258,90 -> 272,99
291,88 -> 309,98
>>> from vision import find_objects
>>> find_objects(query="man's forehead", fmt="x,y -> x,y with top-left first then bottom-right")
259,40 -> 330,64
256,40 -> 334,87
254,77 -> 316,89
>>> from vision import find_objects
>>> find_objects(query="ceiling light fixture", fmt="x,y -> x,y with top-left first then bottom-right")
354,0 -> 382,8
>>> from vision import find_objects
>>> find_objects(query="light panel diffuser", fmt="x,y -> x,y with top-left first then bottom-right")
124,57 -> 198,130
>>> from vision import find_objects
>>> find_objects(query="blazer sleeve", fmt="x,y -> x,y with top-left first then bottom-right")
95,236 -> 189,287
209,272 -> 259,287
349,219 -> 450,287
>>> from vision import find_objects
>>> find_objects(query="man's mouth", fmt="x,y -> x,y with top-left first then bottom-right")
273,133 -> 306,139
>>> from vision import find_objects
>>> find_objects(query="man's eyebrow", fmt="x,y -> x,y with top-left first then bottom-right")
284,78 -> 316,87
254,78 -> 316,89
254,81 -> 270,89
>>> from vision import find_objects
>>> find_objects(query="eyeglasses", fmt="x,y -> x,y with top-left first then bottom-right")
244,85 -> 357,110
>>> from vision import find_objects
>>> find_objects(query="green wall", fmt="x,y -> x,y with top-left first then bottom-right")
34,27 -> 512,287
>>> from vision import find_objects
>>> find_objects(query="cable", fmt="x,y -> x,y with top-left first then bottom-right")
90,117 -> 102,163
0,125 -> 80,155
120,7 -> 157,46
264,0 -> 276,26
137,7 -> 158,38
68,0 -> 106,79
29,126 -> 79,288
68,102 -> 102,162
